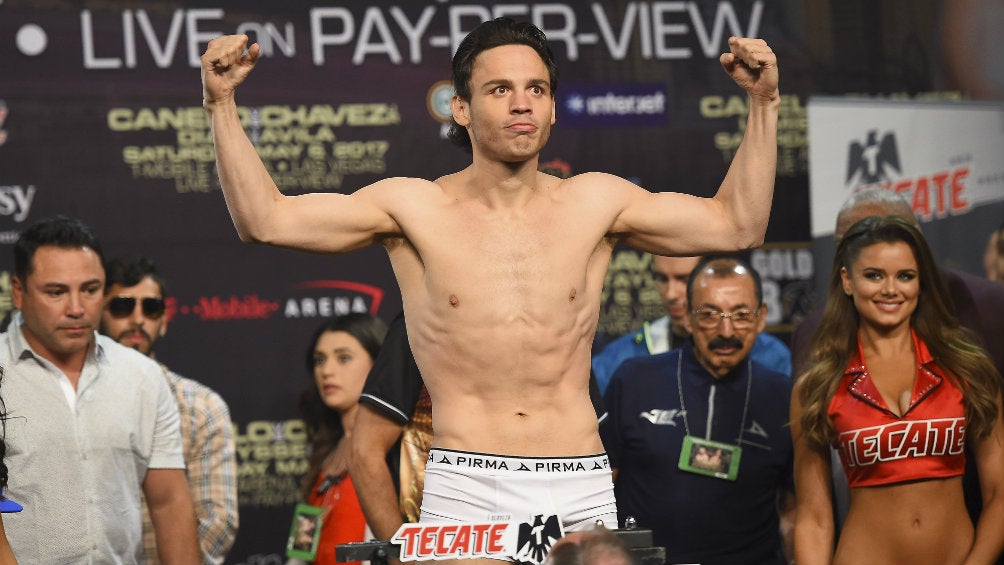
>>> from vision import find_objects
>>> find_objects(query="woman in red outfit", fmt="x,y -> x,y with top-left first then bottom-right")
297,314 -> 387,565
791,216 -> 1004,565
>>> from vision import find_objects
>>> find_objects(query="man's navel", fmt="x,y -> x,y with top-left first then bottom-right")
449,294 -> 460,308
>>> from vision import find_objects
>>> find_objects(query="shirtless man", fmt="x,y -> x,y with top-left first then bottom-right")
202,17 -> 779,539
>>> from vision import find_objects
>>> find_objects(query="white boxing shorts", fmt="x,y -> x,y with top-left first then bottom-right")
419,448 -> 618,531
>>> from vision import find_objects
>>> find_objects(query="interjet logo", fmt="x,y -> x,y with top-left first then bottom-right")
561,84 -> 667,128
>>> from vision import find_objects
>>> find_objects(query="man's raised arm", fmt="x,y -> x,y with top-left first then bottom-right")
613,36 -> 780,256
712,36 -> 780,247
201,35 -> 400,254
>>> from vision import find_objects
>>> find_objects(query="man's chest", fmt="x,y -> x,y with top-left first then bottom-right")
5,369 -> 147,457
393,205 -> 612,293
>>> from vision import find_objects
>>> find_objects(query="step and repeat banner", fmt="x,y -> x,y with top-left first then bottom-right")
0,1 -> 1000,563
807,98 -> 1004,299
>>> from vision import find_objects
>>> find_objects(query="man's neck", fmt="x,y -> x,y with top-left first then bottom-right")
21,328 -> 91,387
463,156 -> 543,203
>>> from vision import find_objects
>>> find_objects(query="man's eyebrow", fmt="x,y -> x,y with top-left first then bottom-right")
479,78 -> 513,89
478,78 -> 551,90
695,302 -> 754,310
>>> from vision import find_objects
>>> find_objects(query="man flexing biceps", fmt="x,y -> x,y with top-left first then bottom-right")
202,16 -> 779,560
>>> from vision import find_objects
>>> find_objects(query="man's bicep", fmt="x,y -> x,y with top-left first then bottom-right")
149,372 -> 184,468
266,188 -> 401,253
143,468 -> 190,506
614,188 -> 736,255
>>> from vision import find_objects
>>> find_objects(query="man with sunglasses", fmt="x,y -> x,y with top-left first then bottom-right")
0,216 -> 200,564
600,256 -> 794,565
101,256 -> 238,565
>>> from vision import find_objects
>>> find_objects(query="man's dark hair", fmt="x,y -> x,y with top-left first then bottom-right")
14,216 -> 104,281
686,255 -> 764,309
104,256 -> 169,297
447,17 -> 559,151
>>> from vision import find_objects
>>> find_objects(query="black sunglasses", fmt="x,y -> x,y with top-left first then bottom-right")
107,296 -> 166,319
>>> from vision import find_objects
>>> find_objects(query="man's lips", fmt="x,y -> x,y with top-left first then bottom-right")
120,329 -> 149,341
507,122 -> 537,133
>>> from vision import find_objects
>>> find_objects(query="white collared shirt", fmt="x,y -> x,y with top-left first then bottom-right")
0,312 -> 184,564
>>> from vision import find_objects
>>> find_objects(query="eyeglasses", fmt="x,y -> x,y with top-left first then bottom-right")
107,296 -> 166,319
691,308 -> 760,329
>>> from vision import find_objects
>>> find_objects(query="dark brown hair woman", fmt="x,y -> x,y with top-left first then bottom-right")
791,216 -> 1004,565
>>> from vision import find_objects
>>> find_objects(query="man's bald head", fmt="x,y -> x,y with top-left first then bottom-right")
834,189 -> 917,242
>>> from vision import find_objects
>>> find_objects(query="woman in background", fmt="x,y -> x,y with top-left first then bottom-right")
295,314 -> 387,565
791,216 -> 1004,565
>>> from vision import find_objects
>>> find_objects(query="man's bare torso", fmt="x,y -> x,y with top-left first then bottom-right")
375,171 -> 618,456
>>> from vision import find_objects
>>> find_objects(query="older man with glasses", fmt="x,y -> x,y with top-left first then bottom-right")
591,254 -> 791,396
101,256 -> 238,565
600,255 -> 795,565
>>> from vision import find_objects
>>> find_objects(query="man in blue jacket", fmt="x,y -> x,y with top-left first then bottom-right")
601,255 -> 794,565
593,254 -> 791,394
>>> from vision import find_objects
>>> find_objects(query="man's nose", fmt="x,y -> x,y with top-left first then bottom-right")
718,316 -> 736,337
130,303 -> 146,324
668,279 -> 686,300
511,92 -> 530,113
67,293 -> 86,317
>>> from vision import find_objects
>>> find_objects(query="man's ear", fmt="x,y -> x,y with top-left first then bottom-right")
756,303 -> 767,333
11,275 -> 23,310
451,95 -> 470,127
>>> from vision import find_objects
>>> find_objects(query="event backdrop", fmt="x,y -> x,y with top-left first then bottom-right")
0,1 -> 1001,563
807,98 -> 1004,300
